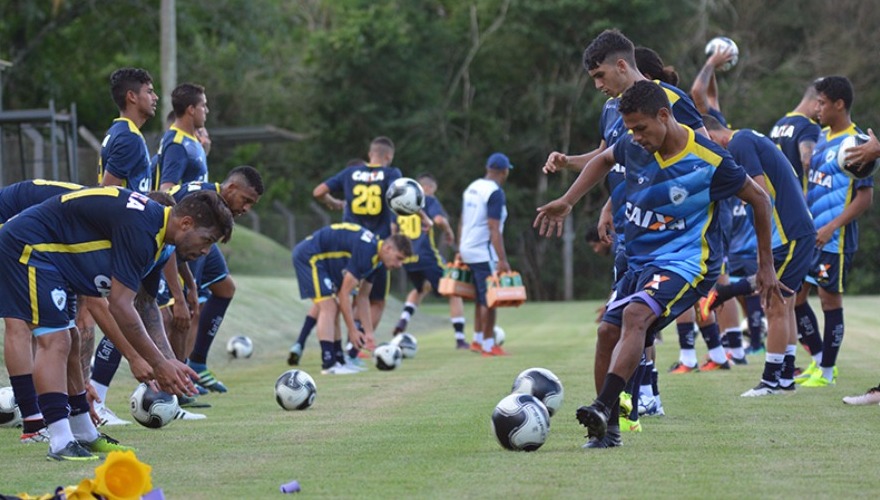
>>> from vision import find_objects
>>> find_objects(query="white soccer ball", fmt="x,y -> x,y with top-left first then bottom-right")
491,393 -> 550,452
511,367 -> 564,417
391,333 -> 418,359
385,177 -> 425,216
493,325 -> 506,346
226,335 -> 254,359
704,36 -> 739,72
0,387 -> 22,428
275,369 -> 317,410
129,383 -> 178,429
373,342 -> 403,371
838,133 -> 880,179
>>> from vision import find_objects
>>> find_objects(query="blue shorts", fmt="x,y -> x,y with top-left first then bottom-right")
292,246 -> 339,302
774,237 -> 812,296
466,261 -> 495,307
369,267 -> 389,301
806,249 -> 854,293
405,263 -> 444,297
613,240 -> 628,285
191,244 -> 229,301
0,258 -> 77,335
602,266 -> 712,347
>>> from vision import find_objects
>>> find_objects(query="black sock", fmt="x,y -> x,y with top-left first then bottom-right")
715,279 -> 754,304
795,302 -> 823,356
296,315 -> 317,346
745,295 -> 765,348
821,308 -> 844,368
677,322 -> 696,350
597,373 -> 627,411
320,341 -> 335,369
700,323 -> 722,350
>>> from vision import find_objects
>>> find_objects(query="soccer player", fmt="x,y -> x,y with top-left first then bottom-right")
535,81 -> 781,447
0,187 -> 233,460
794,76 -> 873,388
152,82 -> 210,191
390,174 -> 466,348
701,115 -> 817,396
292,224 -> 412,374
459,152 -> 513,357
313,139 -> 403,361
769,80 -> 821,192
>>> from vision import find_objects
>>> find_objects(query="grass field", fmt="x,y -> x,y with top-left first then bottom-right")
2,275 -> 880,498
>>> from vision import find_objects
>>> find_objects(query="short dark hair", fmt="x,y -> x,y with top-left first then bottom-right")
583,29 -> 635,71
146,191 -> 175,206
171,83 -> 206,117
634,47 -> 679,87
416,172 -> 436,184
172,189 -> 234,244
226,165 -> 264,195
618,80 -> 670,117
814,75 -> 853,111
385,233 -> 413,258
701,113 -> 726,131
346,158 -> 366,168
371,136 -> 395,151
110,68 -> 153,111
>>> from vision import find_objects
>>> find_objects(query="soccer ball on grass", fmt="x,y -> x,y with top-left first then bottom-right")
275,369 -> 317,410
130,383 -> 178,429
226,335 -> 254,358
511,367 -> 564,417
491,393 -> 550,452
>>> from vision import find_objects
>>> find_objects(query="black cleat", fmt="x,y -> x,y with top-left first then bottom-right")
576,402 -> 609,440
582,426 -> 622,449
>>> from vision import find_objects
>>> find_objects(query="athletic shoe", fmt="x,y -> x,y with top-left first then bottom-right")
778,383 -> 797,393
79,433 -> 135,453
194,384 -> 209,395
728,353 -> 749,365
668,361 -> 698,374
47,441 -> 99,462
20,427 -> 50,444
582,426 -> 622,449
619,416 -> 642,432
699,359 -> 732,371
174,408 -> 207,420
455,339 -> 470,350
800,372 -> 835,387
619,392 -> 633,417
481,345 -> 508,357
320,362 -> 360,375
178,394 -> 211,408
96,406 -> 131,426
637,394 -> 658,416
344,356 -> 367,372
697,289 -> 718,322
576,402 -> 609,440
196,369 -> 228,393
287,343 -> 303,366
740,382 -> 781,397
794,361 -> 819,383
842,386 -> 880,405
744,345 -> 766,356
470,341 -> 482,353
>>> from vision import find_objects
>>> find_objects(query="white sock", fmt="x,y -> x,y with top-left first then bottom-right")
69,413 -> 99,443
708,346 -> 728,364
48,419 -> 76,453
91,381 -> 109,407
821,366 -> 835,381
680,349 -> 697,367
482,337 -> 495,352
454,332 -> 466,340
473,332 -> 483,344
812,352 -> 823,366
639,385 -> 653,399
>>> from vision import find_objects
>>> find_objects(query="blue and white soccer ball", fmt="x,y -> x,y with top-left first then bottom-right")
226,335 -> 254,359
510,367 -> 564,417
275,369 -> 317,410
385,177 -> 425,216
391,333 -> 418,359
374,342 -> 403,371
130,383 -> 178,429
0,387 -> 22,428
704,36 -> 739,72
491,393 -> 550,452
838,134 -> 880,179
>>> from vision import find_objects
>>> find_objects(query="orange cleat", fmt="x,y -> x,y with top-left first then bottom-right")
668,361 -> 698,374
470,341 -> 482,353
699,359 -> 732,371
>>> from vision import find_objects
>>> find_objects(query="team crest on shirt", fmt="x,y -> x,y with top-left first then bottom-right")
51,288 -> 67,311
669,186 -> 689,205
94,275 -> 112,297
824,149 -> 836,164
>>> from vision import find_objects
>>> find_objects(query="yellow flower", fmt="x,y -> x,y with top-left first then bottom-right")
93,450 -> 153,500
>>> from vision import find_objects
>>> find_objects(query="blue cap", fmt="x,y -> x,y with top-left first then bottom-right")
486,152 -> 513,170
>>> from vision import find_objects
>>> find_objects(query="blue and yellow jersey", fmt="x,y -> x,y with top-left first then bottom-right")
295,223 -> 384,285
99,118 -> 152,194
0,179 -> 84,224
323,163 -> 402,238
728,129 -> 815,249
398,195 -> 446,271
0,187 -> 170,297
168,181 -> 221,204
612,126 -> 746,285
807,124 -> 873,254
728,198 -> 756,259
153,125 -> 208,190
605,81 -> 706,238
769,112 -> 821,191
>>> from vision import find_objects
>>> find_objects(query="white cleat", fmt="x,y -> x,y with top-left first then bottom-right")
740,382 -> 781,397
174,408 -> 207,420
321,362 -> 361,375
96,405 -> 132,426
